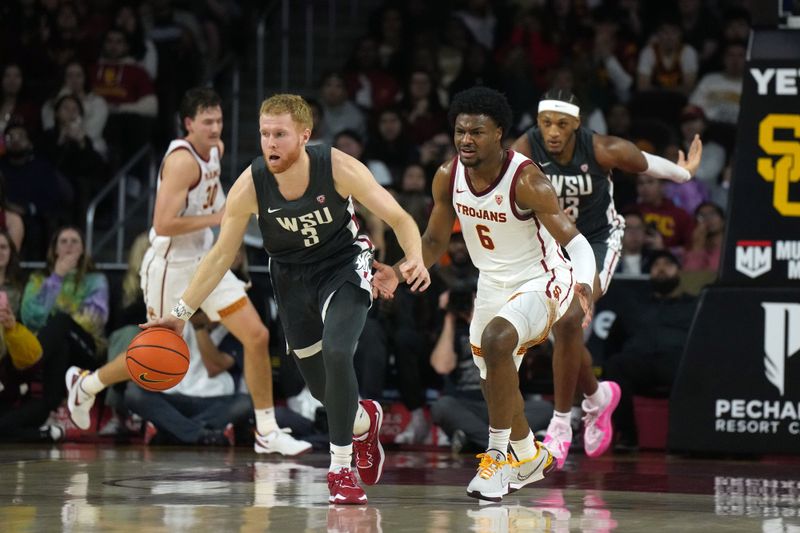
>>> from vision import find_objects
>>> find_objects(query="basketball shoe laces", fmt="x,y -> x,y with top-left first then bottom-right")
475,453 -> 508,480
506,444 -> 544,470
353,438 -> 372,468
582,405 -> 601,438
333,468 -> 359,489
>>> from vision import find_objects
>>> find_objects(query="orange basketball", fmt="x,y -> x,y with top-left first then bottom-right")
126,327 -> 190,391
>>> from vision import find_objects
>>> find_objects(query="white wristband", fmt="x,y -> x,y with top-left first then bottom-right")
170,299 -> 195,322
564,234 -> 597,288
642,151 -> 691,183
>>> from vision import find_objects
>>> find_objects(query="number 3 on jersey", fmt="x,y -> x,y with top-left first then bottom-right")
476,224 -> 495,250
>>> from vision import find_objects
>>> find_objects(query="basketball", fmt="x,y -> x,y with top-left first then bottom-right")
126,327 -> 190,392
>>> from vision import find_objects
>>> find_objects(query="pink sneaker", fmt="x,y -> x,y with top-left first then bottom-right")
353,400 -> 385,485
542,419 -> 572,470
582,381 -> 621,458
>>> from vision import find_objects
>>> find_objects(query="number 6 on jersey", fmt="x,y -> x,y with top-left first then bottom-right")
476,224 -> 495,250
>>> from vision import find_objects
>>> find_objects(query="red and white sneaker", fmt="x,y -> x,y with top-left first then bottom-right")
353,400 -> 384,485
65,366 -> 94,430
223,423 -> 236,446
143,421 -> 158,445
327,468 -> 368,505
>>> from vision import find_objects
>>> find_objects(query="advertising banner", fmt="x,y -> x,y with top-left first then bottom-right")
670,288 -> 800,453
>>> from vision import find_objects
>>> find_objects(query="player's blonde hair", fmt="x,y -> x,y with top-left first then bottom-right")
259,94 -> 313,130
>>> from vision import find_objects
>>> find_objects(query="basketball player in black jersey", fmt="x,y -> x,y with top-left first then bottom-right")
511,89 -> 702,466
143,94 -> 430,505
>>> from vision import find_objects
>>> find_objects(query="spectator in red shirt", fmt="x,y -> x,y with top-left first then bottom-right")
92,27 -> 157,168
631,174 -> 695,255
683,201 -> 724,274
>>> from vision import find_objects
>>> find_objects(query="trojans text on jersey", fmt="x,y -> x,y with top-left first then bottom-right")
455,202 -> 508,223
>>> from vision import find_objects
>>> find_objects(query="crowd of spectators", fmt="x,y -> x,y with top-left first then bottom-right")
311,0 -> 746,448
0,0 -> 750,450
0,0 -> 244,260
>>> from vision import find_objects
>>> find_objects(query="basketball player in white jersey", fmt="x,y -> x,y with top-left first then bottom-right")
64,88 -> 311,456
373,87 -> 597,502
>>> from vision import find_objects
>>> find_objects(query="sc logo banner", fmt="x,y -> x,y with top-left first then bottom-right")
758,114 -> 800,216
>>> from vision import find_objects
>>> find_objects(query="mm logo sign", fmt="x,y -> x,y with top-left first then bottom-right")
736,240 -> 772,278
758,114 -> 800,216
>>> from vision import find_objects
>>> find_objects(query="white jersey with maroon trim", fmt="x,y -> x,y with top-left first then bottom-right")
451,150 -> 571,288
148,139 -> 225,262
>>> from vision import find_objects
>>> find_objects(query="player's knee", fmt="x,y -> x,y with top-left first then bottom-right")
244,325 -> 270,352
480,321 -> 517,367
324,344 -> 351,367
553,306 -> 583,338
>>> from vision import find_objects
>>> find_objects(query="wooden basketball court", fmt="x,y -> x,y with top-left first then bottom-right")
2,444 -> 798,532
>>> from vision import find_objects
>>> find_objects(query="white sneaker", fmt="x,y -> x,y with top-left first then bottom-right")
65,366 -> 94,430
254,428 -> 312,456
286,387 -> 323,421
508,441 -> 556,492
466,450 -> 512,502
542,418 -> 572,470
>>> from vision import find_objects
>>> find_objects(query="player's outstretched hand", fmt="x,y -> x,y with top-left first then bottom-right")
677,133 -> 703,179
139,314 -> 186,336
372,261 -> 400,299
399,256 -> 431,292
574,282 -> 594,329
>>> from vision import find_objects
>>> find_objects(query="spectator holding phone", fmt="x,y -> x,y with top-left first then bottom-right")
0,228 -> 48,441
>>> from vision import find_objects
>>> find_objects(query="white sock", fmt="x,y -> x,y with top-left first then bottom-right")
81,372 -> 105,396
255,407 -> 279,436
329,443 -> 353,472
352,403 -> 370,438
584,383 -> 608,408
510,430 -> 537,462
552,410 -> 571,425
487,427 -> 511,459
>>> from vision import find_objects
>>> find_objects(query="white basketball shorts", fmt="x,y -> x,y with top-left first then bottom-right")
140,247 -> 248,322
469,264 -> 575,379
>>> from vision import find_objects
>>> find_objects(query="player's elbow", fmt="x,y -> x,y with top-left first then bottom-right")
152,218 -> 177,236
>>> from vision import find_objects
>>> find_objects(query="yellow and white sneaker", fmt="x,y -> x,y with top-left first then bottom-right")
466,450 -> 511,502
508,441 -> 555,493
